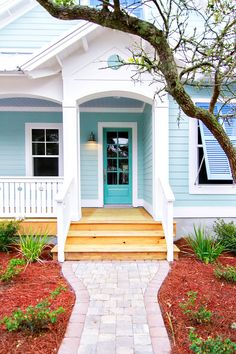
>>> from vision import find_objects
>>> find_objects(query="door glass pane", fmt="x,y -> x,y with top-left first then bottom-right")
107,132 -> 117,144
46,143 -> 59,155
107,159 -> 117,171
118,131 -> 128,145
107,144 -> 117,157
119,159 -> 128,172
107,173 -> 117,185
119,173 -> 129,184
118,145 -> 128,157
46,129 -> 59,142
33,157 -> 58,176
32,143 -> 45,155
32,129 -> 45,142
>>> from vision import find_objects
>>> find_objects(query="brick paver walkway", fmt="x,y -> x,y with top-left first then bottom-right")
59,261 -> 171,354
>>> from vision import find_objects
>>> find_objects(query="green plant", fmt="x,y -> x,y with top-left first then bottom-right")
18,229 -> 48,263
180,291 -> 212,324
189,328 -> 236,353
0,220 -> 20,252
187,225 -> 224,264
213,219 -> 236,253
0,258 -> 25,282
214,265 -> 236,283
1,285 -> 66,332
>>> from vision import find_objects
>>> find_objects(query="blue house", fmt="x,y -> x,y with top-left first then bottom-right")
0,0 -> 235,261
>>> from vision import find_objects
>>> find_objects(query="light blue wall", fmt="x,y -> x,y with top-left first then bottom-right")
0,112 -> 62,176
169,88 -> 236,207
142,105 -> 152,204
0,5 -> 79,51
80,112 -> 146,200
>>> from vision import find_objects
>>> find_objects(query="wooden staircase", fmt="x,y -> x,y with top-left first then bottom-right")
52,211 -> 179,260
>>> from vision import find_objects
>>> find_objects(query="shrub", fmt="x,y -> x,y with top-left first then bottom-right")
0,220 -> 20,252
187,225 -> 224,264
179,291 -> 212,324
0,258 -> 25,282
1,285 -> 66,332
18,229 -> 48,263
214,265 -> 236,283
213,219 -> 236,253
189,329 -> 236,354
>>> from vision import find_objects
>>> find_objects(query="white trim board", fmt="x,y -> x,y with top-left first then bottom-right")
98,122 -> 138,207
174,207 -> 236,218
25,123 -> 63,176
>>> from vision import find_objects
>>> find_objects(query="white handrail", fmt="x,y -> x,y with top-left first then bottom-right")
55,177 -> 75,262
158,176 -> 175,262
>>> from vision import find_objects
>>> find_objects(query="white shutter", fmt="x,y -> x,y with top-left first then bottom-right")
196,102 -> 235,181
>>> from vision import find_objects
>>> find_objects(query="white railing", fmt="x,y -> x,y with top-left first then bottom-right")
55,177 -> 75,262
158,177 -> 175,262
0,177 -> 63,217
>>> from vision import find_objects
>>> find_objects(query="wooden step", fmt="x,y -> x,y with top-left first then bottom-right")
51,244 -> 180,261
66,237 -> 166,245
67,230 -> 165,237
70,222 -> 166,231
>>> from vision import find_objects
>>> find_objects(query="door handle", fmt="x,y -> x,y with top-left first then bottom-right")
104,169 -> 106,183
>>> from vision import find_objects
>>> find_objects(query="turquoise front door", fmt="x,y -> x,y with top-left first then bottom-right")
104,128 -> 132,205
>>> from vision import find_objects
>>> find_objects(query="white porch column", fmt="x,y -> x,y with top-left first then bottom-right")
62,101 -> 81,220
152,96 -> 169,220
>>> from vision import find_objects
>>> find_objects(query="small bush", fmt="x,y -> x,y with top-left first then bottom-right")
0,258 -> 25,282
213,219 -> 236,253
18,229 -> 48,263
180,291 -> 212,324
1,285 -> 66,332
214,265 -> 236,283
187,225 -> 224,264
0,221 -> 20,252
189,329 -> 236,353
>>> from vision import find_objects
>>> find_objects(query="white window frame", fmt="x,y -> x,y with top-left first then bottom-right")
25,123 -> 63,176
189,99 -> 236,194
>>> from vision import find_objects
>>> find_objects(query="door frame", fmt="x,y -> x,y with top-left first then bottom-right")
98,122 -> 138,207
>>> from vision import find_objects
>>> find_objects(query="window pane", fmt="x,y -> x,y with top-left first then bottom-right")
119,173 -> 129,184
107,145 -> 118,157
107,159 -> 117,171
119,159 -> 128,171
118,145 -> 128,157
118,131 -> 128,145
32,143 -> 45,155
46,143 -> 59,155
46,129 -> 59,142
107,173 -> 117,185
33,157 -> 58,176
107,132 -> 117,144
32,129 -> 45,142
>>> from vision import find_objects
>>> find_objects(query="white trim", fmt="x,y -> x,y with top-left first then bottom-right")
81,199 -> 102,207
25,123 -> 63,176
189,108 -> 236,194
0,107 -> 62,112
98,122 -> 138,207
174,206 -> 236,218
143,200 -> 155,219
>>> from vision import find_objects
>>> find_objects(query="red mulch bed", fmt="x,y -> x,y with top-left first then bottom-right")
158,238 -> 236,353
0,251 -> 75,354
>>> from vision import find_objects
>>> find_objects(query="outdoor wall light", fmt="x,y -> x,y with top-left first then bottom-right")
88,131 -> 96,143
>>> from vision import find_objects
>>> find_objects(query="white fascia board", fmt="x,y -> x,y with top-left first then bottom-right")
21,22 -> 99,72
0,0 -> 36,30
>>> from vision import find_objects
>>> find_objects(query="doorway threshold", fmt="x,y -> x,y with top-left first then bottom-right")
104,205 -> 133,208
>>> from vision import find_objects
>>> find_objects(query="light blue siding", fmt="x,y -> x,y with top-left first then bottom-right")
142,105 -> 152,204
0,112 -> 62,176
169,88 -> 236,207
80,112 -> 145,200
0,5 -> 79,51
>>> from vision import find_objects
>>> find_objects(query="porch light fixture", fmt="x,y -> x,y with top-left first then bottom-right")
88,131 -> 96,143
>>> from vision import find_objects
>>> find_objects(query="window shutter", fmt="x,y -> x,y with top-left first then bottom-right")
197,102 -> 234,180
